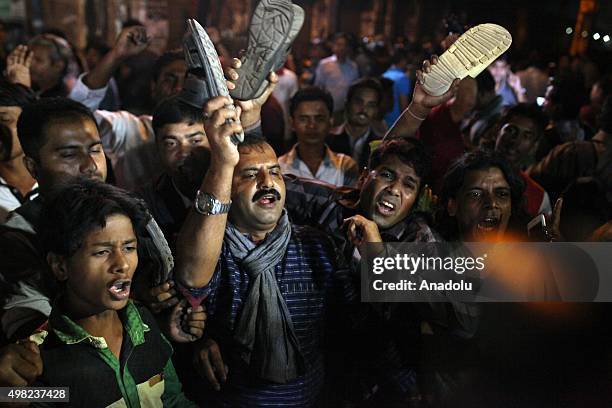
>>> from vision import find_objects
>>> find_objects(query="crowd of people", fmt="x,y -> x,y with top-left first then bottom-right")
0,10 -> 611,408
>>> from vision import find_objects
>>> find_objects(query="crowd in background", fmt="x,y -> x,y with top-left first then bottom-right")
0,12 -> 611,408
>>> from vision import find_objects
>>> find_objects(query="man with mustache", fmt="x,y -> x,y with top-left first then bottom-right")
174,96 -> 356,407
140,68 -> 278,248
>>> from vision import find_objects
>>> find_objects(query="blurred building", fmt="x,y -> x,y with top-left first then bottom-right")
0,0 -> 609,61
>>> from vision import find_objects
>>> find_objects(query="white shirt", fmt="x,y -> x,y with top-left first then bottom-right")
278,144 -> 359,187
314,55 -> 359,112
69,75 -> 162,192
0,176 -> 38,223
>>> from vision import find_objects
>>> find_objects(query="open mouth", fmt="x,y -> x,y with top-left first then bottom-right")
108,279 -> 131,301
253,188 -> 281,208
476,216 -> 501,233
256,193 -> 278,208
376,199 -> 397,216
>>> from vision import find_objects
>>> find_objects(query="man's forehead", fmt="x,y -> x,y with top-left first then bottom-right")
159,121 -> 204,136
295,100 -> 329,115
376,155 -> 417,176
83,214 -> 136,242
237,144 -> 278,168
463,167 -> 510,188
353,88 -> 378,101
44,117 -> 101,144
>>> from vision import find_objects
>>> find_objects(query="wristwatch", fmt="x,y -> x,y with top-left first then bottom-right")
194,190 -> 231,215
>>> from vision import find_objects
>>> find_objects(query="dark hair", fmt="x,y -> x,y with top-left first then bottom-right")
437,150 -> 527,240
368,137 -> 431,183
289,87 -> 334,117
493,103 -> 547,143
0,80 -> 36,107
559,177 -> 611,241
238,133 -> 272,154
0,123 -> 11,162
503,103 -> 547,131
123,19 -> 144,28
152,96 -> 203,136
475,69 -> 496,94
547,76 -> 587,120
495,54 -> 509,63
346,77 -> 383,106
152,49 -> 184,83
40,29 -> 68,40
86,38 -> 110,56
390,49 -> 408,66
28,33 -> 74,76
333,32 -> 351,44
379,76 -> 394,92
39,179 -> 150,258
17,98 -> 98,162
481,103 -> 547,151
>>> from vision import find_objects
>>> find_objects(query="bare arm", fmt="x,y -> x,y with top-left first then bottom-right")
174,96 -> 242,289
83,26 -> 149,90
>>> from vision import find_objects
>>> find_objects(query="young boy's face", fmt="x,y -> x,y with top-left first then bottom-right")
53,214 -> 138,315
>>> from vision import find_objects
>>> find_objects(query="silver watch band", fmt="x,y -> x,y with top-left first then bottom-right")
194,190 -> 231,215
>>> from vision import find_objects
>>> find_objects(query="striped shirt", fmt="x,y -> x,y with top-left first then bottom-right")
184,224 -> 356,407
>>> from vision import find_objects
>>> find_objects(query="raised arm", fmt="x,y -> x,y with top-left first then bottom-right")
174,96 -> 242,289
5,45 -> 33,88
385,57 -> 460,140
82,26 -> 150,90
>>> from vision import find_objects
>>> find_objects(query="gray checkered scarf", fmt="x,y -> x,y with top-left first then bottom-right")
224,211 -> 304,383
